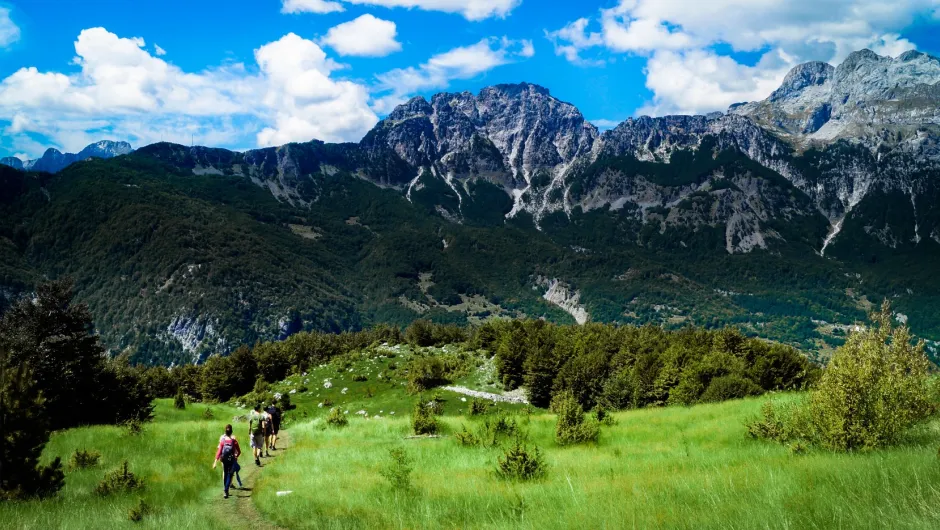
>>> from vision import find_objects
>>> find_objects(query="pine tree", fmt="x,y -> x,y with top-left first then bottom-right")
0,352 -> 65,500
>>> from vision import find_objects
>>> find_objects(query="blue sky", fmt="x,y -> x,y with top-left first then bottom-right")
1,0 -> 939,159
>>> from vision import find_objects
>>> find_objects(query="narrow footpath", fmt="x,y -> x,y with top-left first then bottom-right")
212,431 -> 289,530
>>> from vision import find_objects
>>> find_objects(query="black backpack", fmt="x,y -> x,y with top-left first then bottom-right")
220,437 -> 236,464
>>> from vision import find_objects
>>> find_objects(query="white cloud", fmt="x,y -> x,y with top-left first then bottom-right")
255,33 -> 377,146
343,0 -> 520,21
590,118 -> 620,129
154,44 -> 166,56
550,0 -> 939,115
283,0 -> 519,20
0,27 -> 378,156
0,7 -> 20,48
321,15 -> 401,57
373,37 -> 533,113
281,0 -> 345,14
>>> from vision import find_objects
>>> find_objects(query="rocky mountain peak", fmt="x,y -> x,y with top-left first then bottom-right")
769,61 -> 834,102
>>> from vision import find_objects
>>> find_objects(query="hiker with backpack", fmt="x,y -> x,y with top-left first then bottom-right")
248,404 -> 267,466
262,404 -> 274,457
213,424 -> 241,499
219,432 -> 243,489
266,402 -> 282,451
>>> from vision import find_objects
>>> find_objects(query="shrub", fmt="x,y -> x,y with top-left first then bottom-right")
699,375 -> 762,403
808,302 -> 934,451
497,435 -> 546,481
124,419 -> 144,437
455,426 -> 480,447
352,374 -> 368,382
468,398 -> 489,416
69,449 -> 102,470
378,447 -> 413,490
412,399 -> 438,435
554,391 -> 600,446
748,303 -> 936,452
326,408 -> 348,428
202,407 -> 215,420
95,461 -> 144,496
406,356 -> 447,393
593,405 -> 615,426
128,498 -> 152,522
174,388 -> 186,410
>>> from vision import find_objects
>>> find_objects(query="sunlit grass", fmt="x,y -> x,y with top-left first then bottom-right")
0,399 -> 241,529
256,395 -> 940,529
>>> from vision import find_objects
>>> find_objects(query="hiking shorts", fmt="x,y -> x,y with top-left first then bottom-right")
251,434 -> 264,449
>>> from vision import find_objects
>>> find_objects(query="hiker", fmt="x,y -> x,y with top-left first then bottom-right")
267,402 -> 282,450
213,424 -> 241,499
219,432 -> 243,489
248,404 -> 267,466
263,404 -> 274,457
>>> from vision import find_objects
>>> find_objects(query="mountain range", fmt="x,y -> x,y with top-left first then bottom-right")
1,48 -> 937,365
1,141 -> 134,173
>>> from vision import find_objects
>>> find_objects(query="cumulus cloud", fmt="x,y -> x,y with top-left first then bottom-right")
281,0 -> 345,14
321,15 -> 401,57
254,33 -> 377,146
373,37 -> 533,113
0,27 -> 377,155
154,44 -> 167,56
549,0 -> 937,115
0,7 -> 20,48
282,0 -> 519,20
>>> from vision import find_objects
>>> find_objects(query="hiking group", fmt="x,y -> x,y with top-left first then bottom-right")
213,401 -> 282,499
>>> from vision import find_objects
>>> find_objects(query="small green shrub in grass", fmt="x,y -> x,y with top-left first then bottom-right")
202,407 -> 214,420
468,398 -> 489,416
352,374 -> 368,382
412,399 -> 438,435
455,426 -> 480,447
69,449 -> 101,470
128,498 -> 152,522
124,419 -> 144,437
497,435 -> 546,481
326,408 -> 348,428
95,461 -> 143,496
379,448 -> 413,490
554,391 -> 600,446
173,388 -> 186,410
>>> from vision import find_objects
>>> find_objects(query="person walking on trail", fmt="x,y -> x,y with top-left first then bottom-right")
213,424 -> 241,499
267,402 -> 282,451
219,433 -> 244,489
263,404 -> 274,457
248,405 -> 266,466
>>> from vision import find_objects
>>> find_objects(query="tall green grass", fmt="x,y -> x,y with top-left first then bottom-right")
255,395 -> 940,529
0,399 -> 242,529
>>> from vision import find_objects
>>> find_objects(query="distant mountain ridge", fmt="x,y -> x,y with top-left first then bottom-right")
0,141 -> 134,173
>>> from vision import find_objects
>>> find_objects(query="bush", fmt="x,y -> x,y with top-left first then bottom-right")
378,447 -> 413,490
496,435 -> 546,481
128,498 -> 152,522
124,419 -> 144,437
95,461 -> 144,496
554,391 -> 600,446
352,374 -> 368,382
326,407 -> 348,428
593,405 -> 615,426
455,426 -> 480,447
468,398 -> 489,416
202,407 -> 215,420
748,303 -> 936,452
699,375 -> 763,403
69,449 -> 102,470
412,399 -> 438,435
808,303 -> 935,451
406,356 -> 447,393
174,388 -> 186,410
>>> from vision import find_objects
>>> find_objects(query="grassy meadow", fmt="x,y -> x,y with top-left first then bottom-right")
253,396 -> 940,529
5,340 -> 940,529
0,399 -> 242,530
